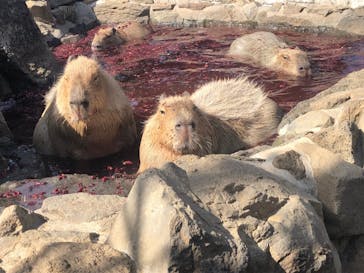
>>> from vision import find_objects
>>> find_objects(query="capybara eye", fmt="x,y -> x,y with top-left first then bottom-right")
191,122 -> 196,130
160,110 -> 165,114
175,123 -> 181,129
282,55 -> 289,60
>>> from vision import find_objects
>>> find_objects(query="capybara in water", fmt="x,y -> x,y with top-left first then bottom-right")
91,21 -> 151,51
91,27 -> 126,51
138,78 -> 282,173
33,55 -> 137,159
227,31 -> 311,77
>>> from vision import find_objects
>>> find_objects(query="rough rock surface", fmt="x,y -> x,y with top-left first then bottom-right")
94,0 -> 150,24
0,205 -> 45,237
0,0 -> 59,87
175,154 -> 340,272
36,193 -> 126,243
109,160 -> 340,273
108,164 -> 248,273
252,137 -> 364,238
275,70 -> 364,167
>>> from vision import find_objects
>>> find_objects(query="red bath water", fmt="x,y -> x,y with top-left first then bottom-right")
3,26 -> 364,179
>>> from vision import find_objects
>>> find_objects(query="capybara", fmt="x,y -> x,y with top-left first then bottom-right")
138,77 -> 282,173
91,21 -> 151,51
227,31 -> 311,77
33,55 -> 137,159
91,27 -> 126,51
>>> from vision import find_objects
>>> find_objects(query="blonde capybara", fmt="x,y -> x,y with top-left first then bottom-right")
138,78 -> 283,173
33,55 -> 137,159
91,21 -> 151,51
228,31 -> 311,77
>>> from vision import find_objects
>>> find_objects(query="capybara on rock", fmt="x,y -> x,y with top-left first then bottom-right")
91,21 -> 151,51
138,78 -> 282,173
33,55 -> 137,159
227,31 -> 311,77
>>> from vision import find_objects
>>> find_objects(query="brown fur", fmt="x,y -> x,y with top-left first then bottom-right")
33,55 -> 137,159
228,31 -> 311,77
91,22 -> 151,51
138,78 -> 282,173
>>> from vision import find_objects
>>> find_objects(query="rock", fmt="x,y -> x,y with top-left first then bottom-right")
252,137 -> 364,238
36,193 -> 126,243
51,5 -> 77,24
94,0 -> 150,24
0,111 -> 13,146
49,0 -> 75,9
0,74 -> 12,99
337,13 -> 364,35
60,33 -> 81,44
108,165 -> 248,273
175,154 -> 340,273
73,2 -> 98,29
0,205 -> 46,236
176,0 -> 213,10
12,242 -> 136,273
0,0 -> 60,87
279,70 -> 364,130
242,2 -> 259,20
0,228 -> 135,273
26,0 -> 54,23
150,6 -> 178,25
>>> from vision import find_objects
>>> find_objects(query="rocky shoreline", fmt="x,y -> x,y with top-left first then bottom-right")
1,69 -> 364,272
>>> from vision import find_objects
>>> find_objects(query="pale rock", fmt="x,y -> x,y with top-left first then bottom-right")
0,205 -> 45,237
108,165 -> 248,273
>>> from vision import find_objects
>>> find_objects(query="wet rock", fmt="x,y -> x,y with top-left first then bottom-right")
36,193 -> 126,243
73,2 -> 98,29
108,164 -> 248,273
252,137 -> 364,238
0,74 -> 12,99
26,0 -> 54,23
94,0 -> 150,24
175,155 -> 340,273
0,205 -> 46,236
0,111 -> 13,147
0,0 -> 60,87
51,5 -> 77,24
49,0 -> 75,9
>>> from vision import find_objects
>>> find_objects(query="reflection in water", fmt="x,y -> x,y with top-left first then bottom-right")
4,26 -> 364,176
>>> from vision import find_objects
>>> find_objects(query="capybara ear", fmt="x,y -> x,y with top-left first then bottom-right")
67,55 -> 77,63
182,91 -> 190,97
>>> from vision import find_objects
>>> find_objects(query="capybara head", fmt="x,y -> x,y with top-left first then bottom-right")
275,47 -> 311,77
153,94 -> 212,155
91,27 -> 125,51
56,56 -> 108,124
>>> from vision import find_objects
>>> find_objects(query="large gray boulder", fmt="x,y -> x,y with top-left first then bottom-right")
176,154 -> 340,273
108,159 -> 340,273
108,165 -> 248,273
0,0 -> 59,87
